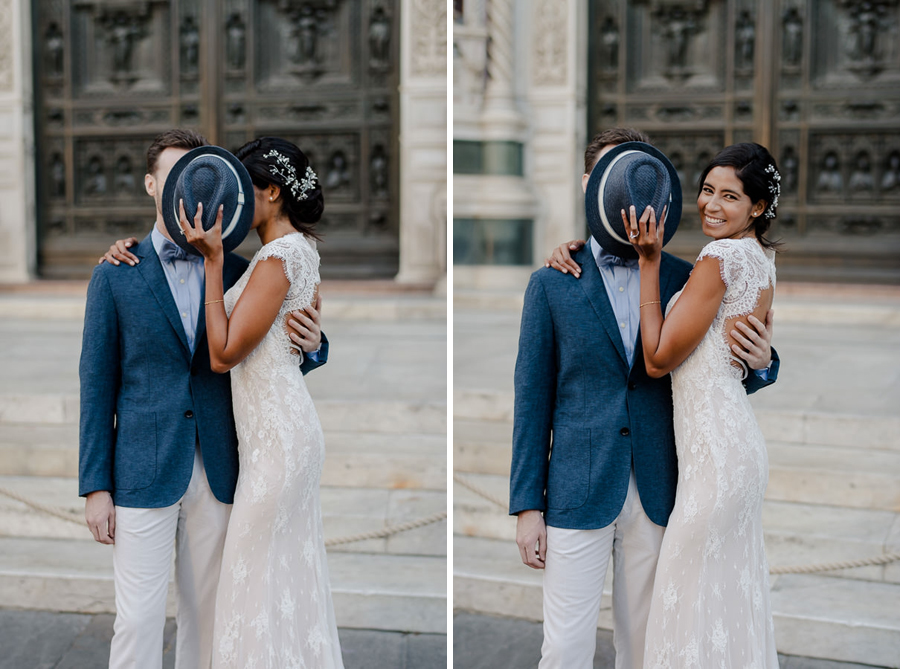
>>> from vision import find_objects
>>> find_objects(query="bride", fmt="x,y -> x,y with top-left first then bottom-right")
627,142 -> 780,667
181,137 -> 344,668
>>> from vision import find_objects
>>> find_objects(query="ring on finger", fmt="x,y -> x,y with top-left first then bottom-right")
629,231 -> 639,239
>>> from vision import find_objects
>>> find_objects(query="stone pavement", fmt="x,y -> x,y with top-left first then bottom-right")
453,281 -> 900,667
0,609 -> 447,669
452,613 -> 884,669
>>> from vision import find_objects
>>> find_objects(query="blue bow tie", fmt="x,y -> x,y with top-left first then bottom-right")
158,239 -> 202,264
596,247 -> 639,269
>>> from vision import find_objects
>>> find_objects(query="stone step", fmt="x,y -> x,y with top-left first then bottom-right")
453,475 -> 900,584
0,477 -> 447,558
0,428 -> 447,490
0,293 -> 447,322
0,536 -> 446,634
453,392 -> 900,452
453,535 -> 900,668
0,394 -> 447,435
455,429 -> 900,511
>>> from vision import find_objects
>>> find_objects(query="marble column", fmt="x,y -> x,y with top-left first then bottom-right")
0,0 -> 36,283
527,0 -> 588,259
395,0 -> 447,289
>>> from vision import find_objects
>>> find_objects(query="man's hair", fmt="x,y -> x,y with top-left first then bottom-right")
146,128 -> 208,175
583,127 -> 650,174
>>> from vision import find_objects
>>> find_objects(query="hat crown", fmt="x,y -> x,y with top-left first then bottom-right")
606,153 -> 671,217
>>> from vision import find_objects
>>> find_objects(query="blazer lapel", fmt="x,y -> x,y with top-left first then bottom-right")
135,234 -> 192,357
575,245 -> 629,367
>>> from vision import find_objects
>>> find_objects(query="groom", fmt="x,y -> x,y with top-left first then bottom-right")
79,129 -> 327,669
509,128 -> 779,668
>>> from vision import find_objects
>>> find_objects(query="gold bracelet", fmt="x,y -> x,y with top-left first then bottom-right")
205,299 -> 224,305
640,300 -> 661,308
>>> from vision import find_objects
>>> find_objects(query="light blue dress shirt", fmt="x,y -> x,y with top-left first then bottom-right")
152,227 -> 204,352
590,237 -> 641,367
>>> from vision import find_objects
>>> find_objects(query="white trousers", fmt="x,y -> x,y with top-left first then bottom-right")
540,471 -> 665,669
109,446 -> 231,669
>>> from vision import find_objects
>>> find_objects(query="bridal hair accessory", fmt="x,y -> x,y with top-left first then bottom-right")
585,141 -> 682,259
263,150 -> 318,201
162,145 -> 254,256
764,164 -> 780,219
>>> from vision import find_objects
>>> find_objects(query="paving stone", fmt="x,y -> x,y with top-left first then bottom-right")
452,612 -> 889,669
0,609 -> 445,669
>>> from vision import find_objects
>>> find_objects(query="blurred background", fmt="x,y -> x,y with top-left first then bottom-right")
452,2 -> 900,667
0,1 -> 448,667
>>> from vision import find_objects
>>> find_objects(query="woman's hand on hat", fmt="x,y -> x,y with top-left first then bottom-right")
180,199 -> 224,262
623,204 -> 666,263
545,240 -> 586,277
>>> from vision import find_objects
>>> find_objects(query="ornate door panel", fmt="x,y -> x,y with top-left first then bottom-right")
589,0 -> 900,283
34,0 -> 399,279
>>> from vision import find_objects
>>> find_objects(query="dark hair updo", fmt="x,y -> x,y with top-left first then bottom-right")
235,137 -> 324,240
698,142 -> 782,251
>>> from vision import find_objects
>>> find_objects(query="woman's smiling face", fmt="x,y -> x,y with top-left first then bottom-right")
697,166 -> 766,240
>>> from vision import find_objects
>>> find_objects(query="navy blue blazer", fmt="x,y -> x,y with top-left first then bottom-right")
509,246 -> 778,530
79,234 -> 328,508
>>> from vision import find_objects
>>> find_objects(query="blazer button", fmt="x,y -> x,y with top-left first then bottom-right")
620,427 -> 630,436
184,410 -> 194,419
628,382 -> 637,390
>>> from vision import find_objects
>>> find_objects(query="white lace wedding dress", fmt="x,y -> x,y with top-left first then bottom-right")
213,233 -> 343,669
644,238 -> 779,668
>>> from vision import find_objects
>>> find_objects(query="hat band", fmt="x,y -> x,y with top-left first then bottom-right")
597,150 -> 640,247
172,154 -> 246,240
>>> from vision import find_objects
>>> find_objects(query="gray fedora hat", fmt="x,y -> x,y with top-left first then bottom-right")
162,145 -> 254,256
585,141 -> 682,259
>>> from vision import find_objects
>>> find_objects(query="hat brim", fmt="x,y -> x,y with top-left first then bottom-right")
585,141 -> 682,259
161,145 -> 255,256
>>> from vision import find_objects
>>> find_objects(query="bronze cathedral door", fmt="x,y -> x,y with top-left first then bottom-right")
588,0 -> 900,283
34,0 -> 400,279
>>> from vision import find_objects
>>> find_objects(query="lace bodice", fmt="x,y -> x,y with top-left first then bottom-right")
645,237 -> 779,668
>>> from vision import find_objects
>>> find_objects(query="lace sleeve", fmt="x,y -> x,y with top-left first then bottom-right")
255,235 -> 319,310
696,239 -> 772,319
696,239 -> 741,289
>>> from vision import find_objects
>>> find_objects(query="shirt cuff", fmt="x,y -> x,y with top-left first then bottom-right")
754,364 -> 770,381
305,346 -> 322,362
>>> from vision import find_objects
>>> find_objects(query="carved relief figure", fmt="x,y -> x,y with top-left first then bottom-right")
660,8 -> 698,74
114,155 -> 136,194
45,22 -> 64,76
881,150 -> 900,191
848,151 -> 875,191
600,16 -> 619,71
369,7 -> 391,70
86,156 -> 107,196
325,150 -> 352,189
370,145 -> 388,197
781,146 -> 798,193
180,16 -> 200,74
50,153 -> 65,198
735,10 -> 755,71
293,5 -> 319,66
105,12 -> 145,80
226,13 -> 247,70
816,151 -> 843,193
850,2 -> 879,61
782,7 -> 803,66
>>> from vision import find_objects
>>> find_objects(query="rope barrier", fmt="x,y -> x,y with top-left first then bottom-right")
0,486 -> 446,547
452,472 -> 900,576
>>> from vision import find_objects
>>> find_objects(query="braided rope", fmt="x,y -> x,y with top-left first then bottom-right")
324,510 -> 447,548
452,472 -> 900,575
454,472 -> 508,508
0,486 -> 84,525
0,486 -> 446,547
